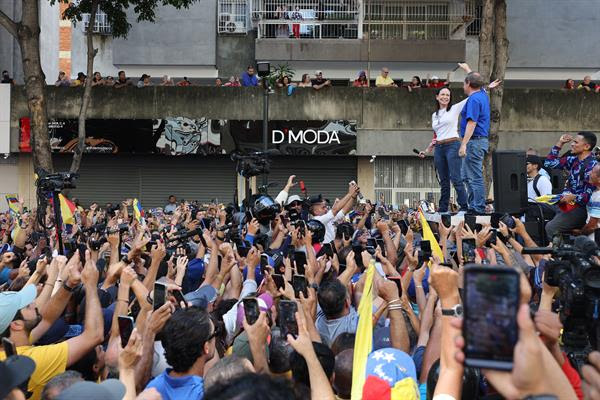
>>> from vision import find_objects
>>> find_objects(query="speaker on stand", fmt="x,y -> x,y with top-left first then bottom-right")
492,151 -> 527,214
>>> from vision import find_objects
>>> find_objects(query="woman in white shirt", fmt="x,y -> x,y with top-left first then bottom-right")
418,69 -> 500,212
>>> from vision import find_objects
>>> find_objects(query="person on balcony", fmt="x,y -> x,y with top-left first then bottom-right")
352,71 -> 369,87
375,68 -> 397,88
291,6 -> 303,39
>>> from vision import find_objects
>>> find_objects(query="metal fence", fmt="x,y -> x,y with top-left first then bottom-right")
219,0 -> 250,34
82,11 -> 112,35
254,0 -> 477,40
254,0 -> 361,39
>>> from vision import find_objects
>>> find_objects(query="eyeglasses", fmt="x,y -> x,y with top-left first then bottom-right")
206,322 -> 223,341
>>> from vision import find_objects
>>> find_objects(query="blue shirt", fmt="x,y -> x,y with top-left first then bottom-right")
460,89 -> 490,138
241,72 -> 258,87
146,369 -> 204,400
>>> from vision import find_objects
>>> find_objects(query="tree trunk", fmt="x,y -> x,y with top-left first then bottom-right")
0,0 -> 53,173
478,0 -> 495,81
70,0 -> 99,173
483,0 -> 509,195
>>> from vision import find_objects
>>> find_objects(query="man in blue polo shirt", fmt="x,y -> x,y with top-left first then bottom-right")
241,66 -> 258,87
459,72 -> 490,214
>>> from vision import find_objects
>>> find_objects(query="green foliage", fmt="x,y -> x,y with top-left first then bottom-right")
267,63 -> 295,86
50,0 -> 200,38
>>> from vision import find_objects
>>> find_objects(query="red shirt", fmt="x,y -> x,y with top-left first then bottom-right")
561,353 -> 583,400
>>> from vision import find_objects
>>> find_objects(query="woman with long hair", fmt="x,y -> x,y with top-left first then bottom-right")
418,64 -> 500,212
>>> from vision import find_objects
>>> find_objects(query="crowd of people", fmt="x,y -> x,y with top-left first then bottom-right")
563,76 -> 600,92
0,158 -> 599,400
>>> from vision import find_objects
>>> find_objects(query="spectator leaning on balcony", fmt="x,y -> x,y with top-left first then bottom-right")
291,6 -> 303,39
563,79 -> 576,90
578,75 -> 597,92
298,74 -> 312,88
1,70 -> 14,84
312,71 -> 332,91
406,75 -> 423,92
104,76 -> 115,87
241,66 -> 259,87
375,68 -> 397,87
352,71 -> 369,87
91,72 -> 104,87
161,75 -> 174,86
215,78 -> 223,87
55,71 -> 71,87
177,76 -> 192,86
225,76 -> 241,87
425,73 -> 450,89
137,74 -> 152,88
113,71 -> 132,88
71,72 -> 86,87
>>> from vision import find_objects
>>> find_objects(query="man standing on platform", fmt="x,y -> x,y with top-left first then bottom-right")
459,72 -> 490,214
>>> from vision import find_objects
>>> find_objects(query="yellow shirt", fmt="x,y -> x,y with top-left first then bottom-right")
375,75 -> 394,87
0,342 -> 69,400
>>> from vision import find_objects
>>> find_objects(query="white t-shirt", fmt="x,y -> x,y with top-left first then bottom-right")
311,210 -> 345,243
527,173 -> 553,202
586,190 -> 600,239
431,98 -> 468,141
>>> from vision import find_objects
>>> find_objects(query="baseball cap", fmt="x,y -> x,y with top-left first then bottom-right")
315,70 -> 323,75
286,195 -> 303,206
359,70 -> 366,77
0,355 -> 36,399
56,379 -> 126,400
0,285 -> 37,333
184,285 -> 218,308
431,75 -> 440,80
236,293 -> 274,327
309,194 -> 329,205
362,348 -> 418,400
526,154 -> 542,167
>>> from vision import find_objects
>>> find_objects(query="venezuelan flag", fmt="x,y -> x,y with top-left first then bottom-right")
351,259 -> 376,400
418,207 -> 444,264
58,194 -> 76,225
133,198 -> 145,223
535,194 -> 562,205
5,194 -> 20,216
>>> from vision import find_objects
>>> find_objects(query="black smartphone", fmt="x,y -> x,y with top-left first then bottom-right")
118,315 -> 135,348
500,213 -> 516,230
317,243 -> 334,258
237,245 -> 250,258
153,282 -> 167,311
486,229 -> 497,247
353,244 -> 365,268
376,239 -> 386,258
365,238 -> 376,255
441,214 -> 451,228
490,213 -> 501,229
272,274 -> 285,290
397,220 -> 409,235
420,240 -> 432,260
463,265 -> 520,371
291,275 -> 308,298
464,214 -> 477,232
293,251 -> 307,275
279,300 -> 298,339
260,253 -> 270,275
462,238 -> 477,264
386,275 -> 403,297
2,337 -> 16,357
172,289 -> 186,308
243,297 -> 260,325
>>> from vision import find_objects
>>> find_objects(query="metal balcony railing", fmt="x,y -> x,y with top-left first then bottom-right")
255,0 -> 477,40
82,11 -> 112,35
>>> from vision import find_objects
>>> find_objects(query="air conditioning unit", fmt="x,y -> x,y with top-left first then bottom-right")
219,13 -> 246,34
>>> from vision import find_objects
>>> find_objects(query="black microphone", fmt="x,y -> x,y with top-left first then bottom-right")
412,149 -> 421,155
522,247 -> 553,255
573,235 -> 600,257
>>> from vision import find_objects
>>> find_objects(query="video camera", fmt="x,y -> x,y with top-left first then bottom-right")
35,170 -> 78,192
523,235 -> 600,370
231,151 -> 271,178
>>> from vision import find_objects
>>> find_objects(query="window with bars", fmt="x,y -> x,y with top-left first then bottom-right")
364,2 -> 449,40
82,11 -> 112,35
219,0 -> 250,34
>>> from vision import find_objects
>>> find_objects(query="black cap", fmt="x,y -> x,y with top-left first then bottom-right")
0,355 -> 36,399
309,195 -> 329,205
526,155 -> 542,167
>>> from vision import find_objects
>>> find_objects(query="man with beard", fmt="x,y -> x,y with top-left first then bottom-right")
0,253 -> 104,400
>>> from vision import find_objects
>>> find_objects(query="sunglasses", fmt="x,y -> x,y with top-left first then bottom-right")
207,321 -> 223,341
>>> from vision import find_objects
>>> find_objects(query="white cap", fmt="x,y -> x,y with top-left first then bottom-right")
286,195 -> 302,206
431,75 -> 440,80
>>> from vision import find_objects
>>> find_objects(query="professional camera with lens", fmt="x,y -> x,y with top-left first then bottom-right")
231,152 -> 271,178
252,195 -> 280,225
36,171 -> 78,192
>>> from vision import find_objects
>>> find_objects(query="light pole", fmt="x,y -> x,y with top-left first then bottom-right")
256,62 -> 271,186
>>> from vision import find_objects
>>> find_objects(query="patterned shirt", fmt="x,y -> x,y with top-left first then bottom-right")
544,146 -> 597,206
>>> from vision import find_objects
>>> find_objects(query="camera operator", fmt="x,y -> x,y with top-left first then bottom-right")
309,182 -> 360,244
572,164 -> 600,237
544,132 -> 598,239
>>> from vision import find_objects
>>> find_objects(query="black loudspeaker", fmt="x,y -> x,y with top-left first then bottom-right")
549,169 -> 567,194
492,151 -> 527,214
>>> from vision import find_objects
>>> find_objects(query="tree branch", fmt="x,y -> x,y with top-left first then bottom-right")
0,9 -> 18,38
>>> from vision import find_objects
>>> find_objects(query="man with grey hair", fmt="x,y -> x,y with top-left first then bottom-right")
41,371 -> 83,400
458,71 -> 491,214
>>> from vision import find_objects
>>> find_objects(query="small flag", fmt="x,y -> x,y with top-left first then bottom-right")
418,207 -> 444,265
535,194 -> 562,205
5,195 -> 20,216
133,198 -> 145,223
58,194 -> 77,225
351,259 -> 376,400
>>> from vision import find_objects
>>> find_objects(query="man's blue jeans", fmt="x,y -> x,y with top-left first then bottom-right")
434,141 -> 468,212
461,137 -> 488,213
